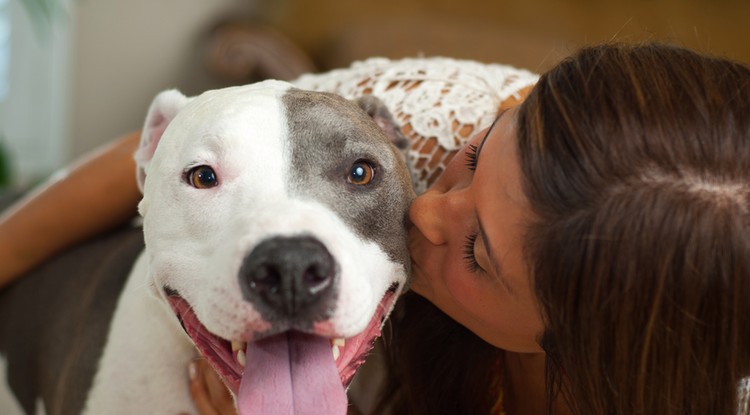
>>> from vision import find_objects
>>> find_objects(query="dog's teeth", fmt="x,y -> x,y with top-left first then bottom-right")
237,349 -> 246,367
231,341 -> 243,352
330,338 -> 345,360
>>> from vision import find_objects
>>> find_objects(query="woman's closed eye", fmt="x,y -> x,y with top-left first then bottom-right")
463,232 -> 482,273
465,144 -> 478,171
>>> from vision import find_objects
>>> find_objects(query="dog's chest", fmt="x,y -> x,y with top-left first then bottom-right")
83,253 -> 199,414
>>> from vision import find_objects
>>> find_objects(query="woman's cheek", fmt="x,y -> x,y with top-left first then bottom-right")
410,243 -> 455,300
409,267 -> 431,297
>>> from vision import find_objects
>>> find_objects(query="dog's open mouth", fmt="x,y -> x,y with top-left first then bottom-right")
167,285 -> 397,413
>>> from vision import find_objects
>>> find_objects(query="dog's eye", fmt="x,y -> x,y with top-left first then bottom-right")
187,166 -> 218,189
348,161 -> 375,185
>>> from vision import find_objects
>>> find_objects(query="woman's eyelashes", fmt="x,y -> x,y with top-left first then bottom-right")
463,232 -> 481,273
465,144 -> 479,171
463,143 -> 482,273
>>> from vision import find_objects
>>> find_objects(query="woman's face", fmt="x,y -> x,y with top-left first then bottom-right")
409,107 -> 545,353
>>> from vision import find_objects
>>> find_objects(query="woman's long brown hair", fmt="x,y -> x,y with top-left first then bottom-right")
519,43 -> 750,414
373,292 -> 503,414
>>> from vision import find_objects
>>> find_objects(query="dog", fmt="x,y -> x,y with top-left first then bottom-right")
0,80 -> 415,414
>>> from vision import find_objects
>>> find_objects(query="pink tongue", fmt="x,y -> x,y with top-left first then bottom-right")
236,332 -> 347,415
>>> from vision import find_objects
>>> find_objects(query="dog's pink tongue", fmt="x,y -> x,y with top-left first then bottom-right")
237,332 -> 346,415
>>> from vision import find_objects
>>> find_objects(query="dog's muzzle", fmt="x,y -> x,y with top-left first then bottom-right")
239,235 -> 338,325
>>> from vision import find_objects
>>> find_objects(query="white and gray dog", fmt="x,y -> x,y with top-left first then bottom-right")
0,80 -> 415,414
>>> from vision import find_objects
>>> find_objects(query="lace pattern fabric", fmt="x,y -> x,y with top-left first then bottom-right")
293,57 -> 539,193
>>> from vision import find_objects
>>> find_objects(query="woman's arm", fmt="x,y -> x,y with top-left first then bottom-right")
0,131 -> 142,289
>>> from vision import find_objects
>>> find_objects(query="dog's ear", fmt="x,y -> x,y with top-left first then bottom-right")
354,95 -> 409,151
134,89 -> 190,192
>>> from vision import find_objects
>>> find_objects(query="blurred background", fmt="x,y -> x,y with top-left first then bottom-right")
0,0 -> 749,187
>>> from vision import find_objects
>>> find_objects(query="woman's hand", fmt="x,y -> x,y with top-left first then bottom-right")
188,359 -> 237,415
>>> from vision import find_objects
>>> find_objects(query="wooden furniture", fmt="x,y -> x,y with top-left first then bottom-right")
205,0 -> 750,83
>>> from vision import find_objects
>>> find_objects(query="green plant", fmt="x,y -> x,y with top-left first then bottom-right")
16,0 -> 66,34
19,0 -> 63,21
0,134 -> 11,188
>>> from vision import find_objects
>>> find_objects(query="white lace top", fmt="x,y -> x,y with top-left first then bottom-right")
293,57 -> 539,193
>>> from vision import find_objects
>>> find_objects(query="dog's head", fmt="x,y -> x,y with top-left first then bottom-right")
134,80 -> 414,413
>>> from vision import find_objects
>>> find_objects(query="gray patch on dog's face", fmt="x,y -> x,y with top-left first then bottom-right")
282,89 -> 414,269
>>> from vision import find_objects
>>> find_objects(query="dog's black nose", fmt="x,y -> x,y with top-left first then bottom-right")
239,236 -> 337,321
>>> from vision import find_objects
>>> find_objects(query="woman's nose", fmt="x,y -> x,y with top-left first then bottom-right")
409,187 -> 471,246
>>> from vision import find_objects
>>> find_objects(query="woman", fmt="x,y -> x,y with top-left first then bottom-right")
388,42 -> 750,414
1,43 -> 749,414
